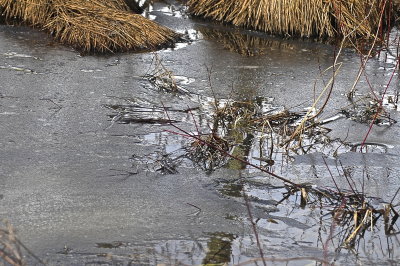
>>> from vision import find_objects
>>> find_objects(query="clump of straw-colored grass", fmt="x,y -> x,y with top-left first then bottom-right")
188,0 -> 391,41
46,1 -> 180,53
0,0 -> 52,26
0,0 -> 180,53
0,0 -> 130,25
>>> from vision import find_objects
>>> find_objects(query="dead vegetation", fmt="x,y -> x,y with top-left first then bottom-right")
182,96 -> 400,252
161,96 -> 400,255
0,0 -> 180,53
188,0 -> 394,43
187,132 -> 231,172
142,54 -> 189,94
341,95 -> 397,125
0,221 -> 24,266
0,220 -> 45,265
285,180 -> 399,248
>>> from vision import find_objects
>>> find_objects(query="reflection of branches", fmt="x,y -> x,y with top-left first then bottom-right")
199,28 -> 294,56
162,102 -> 300,186
186,113 -> 399,256
186,133 -> 230,173
131,148 -> 186,175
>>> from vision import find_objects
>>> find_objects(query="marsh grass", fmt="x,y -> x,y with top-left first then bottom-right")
0,0 -> 180,53
46,1 -> 179,53
0,0 -> 131,25
188,0 -> 392,43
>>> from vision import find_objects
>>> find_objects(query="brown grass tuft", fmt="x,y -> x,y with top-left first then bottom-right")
188,0 -> 391,41
0,0 -> 181,53
0,0 -> 130,25
46,1 -> 180,53
0,0 -> 52,26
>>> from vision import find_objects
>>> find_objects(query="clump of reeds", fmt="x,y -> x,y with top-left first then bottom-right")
0,0 -> 51,26
0,0 -> 130,25
0,0 -> 180,53
188,0 -> 391,41
46,1 -> 180,53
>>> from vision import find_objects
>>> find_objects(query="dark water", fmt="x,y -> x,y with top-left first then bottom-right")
0,0 -> 399,265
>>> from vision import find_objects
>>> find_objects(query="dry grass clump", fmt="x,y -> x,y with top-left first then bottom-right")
46,1 -> 180,53
0,0 -> 130,25
188,0 -> 391,41
0,0 -> 52,26
0,0 -> 180,53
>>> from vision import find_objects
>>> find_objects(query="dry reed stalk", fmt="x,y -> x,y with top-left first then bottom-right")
0,221 -> 24,266
331,0 -> 383,39
0,0 -> 52,26
188,0 -> 390,40
0,0 -> 180,53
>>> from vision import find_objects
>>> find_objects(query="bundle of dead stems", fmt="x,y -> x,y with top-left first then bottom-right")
0,0 -> 180,53
188,0 -> 392,41
288,182 -> 399,247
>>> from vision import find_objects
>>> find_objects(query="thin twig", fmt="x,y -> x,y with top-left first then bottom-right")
242,180 -> 266,266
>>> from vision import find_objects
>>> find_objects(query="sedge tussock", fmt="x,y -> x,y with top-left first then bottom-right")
0,0 -> 129,25
0,0 -> 52,26
0,0 -> 181,53
46,1 -> 180,53
188,0 -> 391,41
